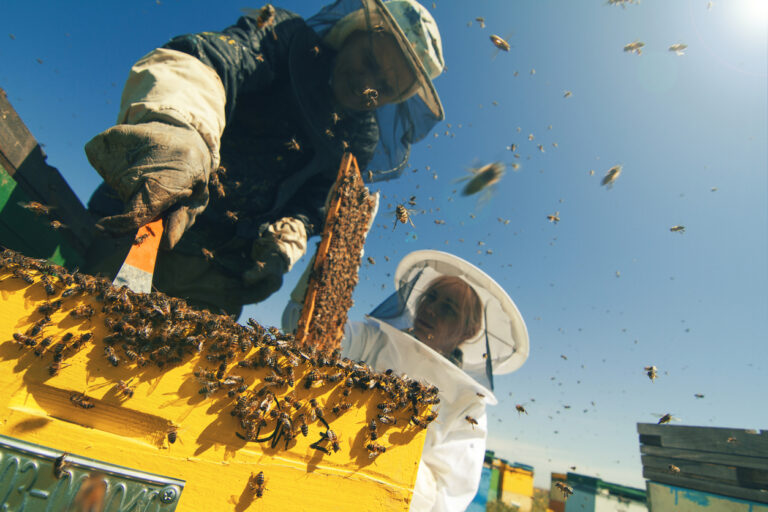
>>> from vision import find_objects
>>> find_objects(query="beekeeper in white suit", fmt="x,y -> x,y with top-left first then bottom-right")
283,250 -> 530,512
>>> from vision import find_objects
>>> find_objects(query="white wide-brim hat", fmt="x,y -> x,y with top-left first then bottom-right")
324,0 -> 444,120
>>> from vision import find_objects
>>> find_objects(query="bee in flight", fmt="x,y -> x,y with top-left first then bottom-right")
393,204 -> 417,229
555,481 -> 574,499
670,225 -> 685,233
547,212 -> 560,224
18,201 -> 54,216
601,165 -> 622,188
644,365 -> 658,382
515,404 -> 528,415
563,90 -> 572,98
457,162 -> 505,198
668,43 -> 688,56
489,35 -> 510,52
624,41 -> 645,55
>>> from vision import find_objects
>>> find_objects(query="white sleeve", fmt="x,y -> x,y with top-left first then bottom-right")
410,403 -> 487,512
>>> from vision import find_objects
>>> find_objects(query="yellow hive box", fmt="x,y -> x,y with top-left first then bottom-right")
0,255 -> 432,511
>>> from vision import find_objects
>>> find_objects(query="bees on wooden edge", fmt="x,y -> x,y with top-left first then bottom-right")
70,392 -> 95,409
249,471 -> 266,498
489,34 -> 510,52
69,304 -> 95,320
167,425 -> 180,444
12,267 -> 35,284
324,429 -> 341,452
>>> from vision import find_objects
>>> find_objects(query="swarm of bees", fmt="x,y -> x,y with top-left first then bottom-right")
601,165 -> 623,188
624,41 -> 645,55
1,248 -> 440,465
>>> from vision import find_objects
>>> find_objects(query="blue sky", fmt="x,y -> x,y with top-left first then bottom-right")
2,0 -> 766,489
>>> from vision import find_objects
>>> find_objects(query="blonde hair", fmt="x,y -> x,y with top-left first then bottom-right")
418,275 -> 483,346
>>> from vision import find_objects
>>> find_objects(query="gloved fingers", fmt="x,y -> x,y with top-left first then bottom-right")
162,187 -> 209,250
94,185 -> 169,235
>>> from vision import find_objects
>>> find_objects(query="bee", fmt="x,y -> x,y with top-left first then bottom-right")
133,234 -> 149,245
201,248 -> 215,262
285,137 -> 301,151
670,225 -> 685,233
601,165 -> 622,188
508,143 -> 517,152
255,4 -> 276,30
167,425 -> 179,444
47,361 -> 70,376
668,43 -> 687,56
644,365 -> 658,382
366,442 -> 386,458
368,419 -> 378,440
555,482 -> 574,499
694,393 -> 704,399
537,144 -> 545,153
530,68 -> 536,75
411,416 -> 429,429
113,378 -> 135,399
37,300 -> 63,314
515,404 -> 528,415
547,212 -> 560,224
303,369 -> 322,389
563,90 -> 572,98
40,274 -> 56,295
310,45 -> 321,56
198,380 -> 221,396
393,204 -> 416,229
49,220 -> 67,230
332,402 -> 352,415
726,436 -> 737,444
69,304 -> 94,320
489,34 -> 510,52
362,88 -> 379,108
104,346 -> 120,367
668,464 -> 681,473
325,429 -> 341,452
297,414 -> 309,437
367,256 -> 375,265
194,366 -> 217,381
53,453 -> 69,479
12,268 -> 35,284
623,41 -> 645,55
70,392 -> 94,409
658,413 -> 674,425
459,162 -> 505,197
475,17 -> 486,28
249,471 -> 266,498
377,414 -> 395,425
18,201 -> 54,216
465,416 -> 478,429
331,112 -> 341,124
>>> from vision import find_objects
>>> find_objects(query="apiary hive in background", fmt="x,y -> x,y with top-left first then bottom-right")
294,153 -> 376,352
499,461 -> 535,511
561,472 -> 646,512
467,450 -> 496,512
0,249 -> 437,511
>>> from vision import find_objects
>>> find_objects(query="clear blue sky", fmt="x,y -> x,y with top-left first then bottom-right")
2,0 -> 766,489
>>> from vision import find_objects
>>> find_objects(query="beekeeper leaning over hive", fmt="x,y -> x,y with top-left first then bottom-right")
282,250 -> 530,512
84,0 -> 445,316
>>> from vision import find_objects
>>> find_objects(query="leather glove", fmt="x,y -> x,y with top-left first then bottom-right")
84,121 -> 213,249
242,242 -> 289,304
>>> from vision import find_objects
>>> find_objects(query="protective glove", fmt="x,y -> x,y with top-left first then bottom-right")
84,121 -> 213,249
243,217 -> 308,304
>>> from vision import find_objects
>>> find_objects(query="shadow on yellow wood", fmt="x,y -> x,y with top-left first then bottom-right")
0,251 -> 433,511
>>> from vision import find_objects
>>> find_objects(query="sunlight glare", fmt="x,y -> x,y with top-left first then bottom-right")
740,0 -> 768,29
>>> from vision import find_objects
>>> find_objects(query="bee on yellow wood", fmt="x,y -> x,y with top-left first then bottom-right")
670,225 -> 685,233
113,378 -> 135,399
366,442 -> 387,458
489,35 -> 510,52
668,43 -> 688,56
601,165 -> 622,188
547,212 -> 560,224
624,41 -> 645,55
249,471 -> 266,498
18,201 -> 54,216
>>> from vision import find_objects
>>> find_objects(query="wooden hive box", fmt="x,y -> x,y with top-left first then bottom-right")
0,250 -> 434,511
638,422 -> 768,510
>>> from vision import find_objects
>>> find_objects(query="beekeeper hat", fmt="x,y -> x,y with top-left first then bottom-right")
323,0 -> 444,119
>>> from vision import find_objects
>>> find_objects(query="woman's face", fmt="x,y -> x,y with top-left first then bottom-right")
331,30 -> 417,112
412,285 -> 467,355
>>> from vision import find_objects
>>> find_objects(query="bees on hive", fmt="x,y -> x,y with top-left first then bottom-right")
601,165 -> 622,188
113,378 -> 135,399
70,392 -> 94,410
249,471 -> 266,498
167,425 -> 180,444
489,35 -> 510,52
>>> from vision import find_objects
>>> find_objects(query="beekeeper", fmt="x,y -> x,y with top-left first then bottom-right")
84,0 -> 445,316
282,250 -> 530,512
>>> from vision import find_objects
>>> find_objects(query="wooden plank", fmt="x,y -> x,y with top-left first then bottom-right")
638,423 -> 768,458
641,445 -> 768,472
644,468 -> 768,504
642,454 -> 768,488
647,481 -> 768,512
0,87 -> 93,256
0,261 -> 433,511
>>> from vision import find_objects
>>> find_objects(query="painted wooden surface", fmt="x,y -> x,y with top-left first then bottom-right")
500,465 -> 534,511
638,423 -> 768,505
467,465 -> 492,512
0,267 -> 429,511
647,481 -> 768,511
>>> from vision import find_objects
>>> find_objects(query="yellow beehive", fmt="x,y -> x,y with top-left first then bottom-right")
0,251 -> 434,511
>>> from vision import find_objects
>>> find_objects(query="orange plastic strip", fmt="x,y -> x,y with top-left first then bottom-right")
122,218 -> 164,274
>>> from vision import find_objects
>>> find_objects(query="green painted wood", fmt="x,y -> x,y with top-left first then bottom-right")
638,423 -> 768,458
0,163 -> 82,268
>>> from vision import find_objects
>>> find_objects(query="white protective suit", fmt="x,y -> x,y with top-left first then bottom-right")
283,250 -> 529,512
